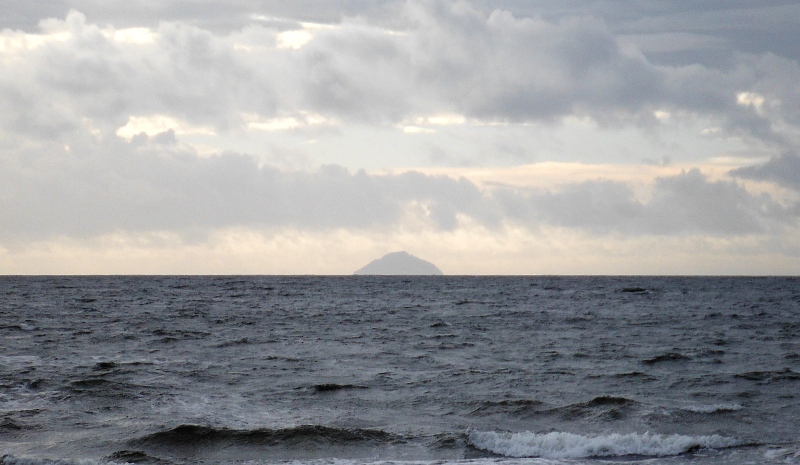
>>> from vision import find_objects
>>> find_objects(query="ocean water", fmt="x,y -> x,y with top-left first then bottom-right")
1,276 -> 799,465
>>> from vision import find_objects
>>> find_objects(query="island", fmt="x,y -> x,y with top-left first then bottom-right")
353,251 -> 443,275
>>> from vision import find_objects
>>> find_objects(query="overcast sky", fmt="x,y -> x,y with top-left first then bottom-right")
1,0 -> 799,274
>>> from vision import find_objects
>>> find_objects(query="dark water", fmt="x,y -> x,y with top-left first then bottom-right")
1,276 -> 799,465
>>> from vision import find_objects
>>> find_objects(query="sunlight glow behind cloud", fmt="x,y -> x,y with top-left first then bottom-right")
116,116 -> 216,139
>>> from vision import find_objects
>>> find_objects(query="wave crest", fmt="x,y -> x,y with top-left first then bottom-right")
0,454 -> 106,465
682,403 -> 743,414
132,424 -> 402,448
468,430 -> 738,459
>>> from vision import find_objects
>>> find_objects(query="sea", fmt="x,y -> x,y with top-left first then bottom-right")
1,276 -> 799,465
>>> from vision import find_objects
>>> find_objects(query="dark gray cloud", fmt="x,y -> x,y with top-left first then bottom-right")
285,1 -> 796,143
0,134 -> 793,243
0,134 -> 493,241
496,169 -> 795,236
504,180 -> 645,232
492,1 -> 800,63
731,152 -> 800,191
642,169 -> 785,235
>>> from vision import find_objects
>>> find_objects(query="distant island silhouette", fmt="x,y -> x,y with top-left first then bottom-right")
354,251 -> 443,275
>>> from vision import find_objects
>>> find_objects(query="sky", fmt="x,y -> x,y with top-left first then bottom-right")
1,0 -> 799,275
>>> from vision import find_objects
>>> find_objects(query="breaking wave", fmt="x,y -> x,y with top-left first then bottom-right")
681,403 -> 743,413
467,430 -> 738,459
0,455 -> 107,465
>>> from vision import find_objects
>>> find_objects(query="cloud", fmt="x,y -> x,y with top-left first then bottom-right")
0,0 -> 351,32
1,132 -> 793,244
731,152 -> 800,191
507,180 -> 645,232
3,2 -> 798,145
498,1 -> 800,63
496,168 -> 796,236
0,10 -> 283,142
8,1 -> 799,64
0,134 -> 498,241
642,169 -> 788,234
1,0 -> 799,274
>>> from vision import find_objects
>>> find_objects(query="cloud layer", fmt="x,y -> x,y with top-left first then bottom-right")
2,135 -> 794,243
732,152 -> 800,192
1,0 -> 799,273
4,3 -> 800,139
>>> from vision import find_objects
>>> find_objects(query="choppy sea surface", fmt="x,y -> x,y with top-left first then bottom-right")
1,276 -> 799,465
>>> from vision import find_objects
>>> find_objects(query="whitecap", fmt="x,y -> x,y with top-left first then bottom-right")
468,430 -> 738,459
0,454 -> 109,465
681,403 -> 743,413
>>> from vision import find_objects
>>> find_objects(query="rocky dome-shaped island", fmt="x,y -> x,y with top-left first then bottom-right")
354,251 -> 443,275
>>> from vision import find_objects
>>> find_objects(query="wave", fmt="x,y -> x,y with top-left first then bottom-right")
470,396 -> 638,421
681,403 -> 743,413
213,337 -> 251,348
610,371 -> 656,380
579,396 -> 633,407
545,396 -> 639,421
132,424 -> 403,448
467,430 -> 738,459
468,399 -> 545,416
642,352 -> 691,365
92,361 -> 118,371
734,368 -> 800,383
0,455 -> 107,465
619,287 -> 648,293
313,384 -> 369,393
66,378 -> 153,400
104,449 -> 172,464
0,414 -> 31,432
150,329 -> 210,343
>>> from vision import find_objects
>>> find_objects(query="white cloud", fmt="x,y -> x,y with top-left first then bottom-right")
106,27 -> 157,44
243,112 -> 335,132
275,29 -> 313,50
402,126 -> 436,134
117,115 -> 216,139
653,110 -> 670,121
737,92 -> 766,109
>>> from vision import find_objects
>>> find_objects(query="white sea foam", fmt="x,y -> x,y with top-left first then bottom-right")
253,459 -> 569,465
0,355 -> 42,367
468,430 -> 738,459
763,447 -> 800,462
0,455 -> 108,465
681,403 -> 743,413
0,456 -> 568,465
